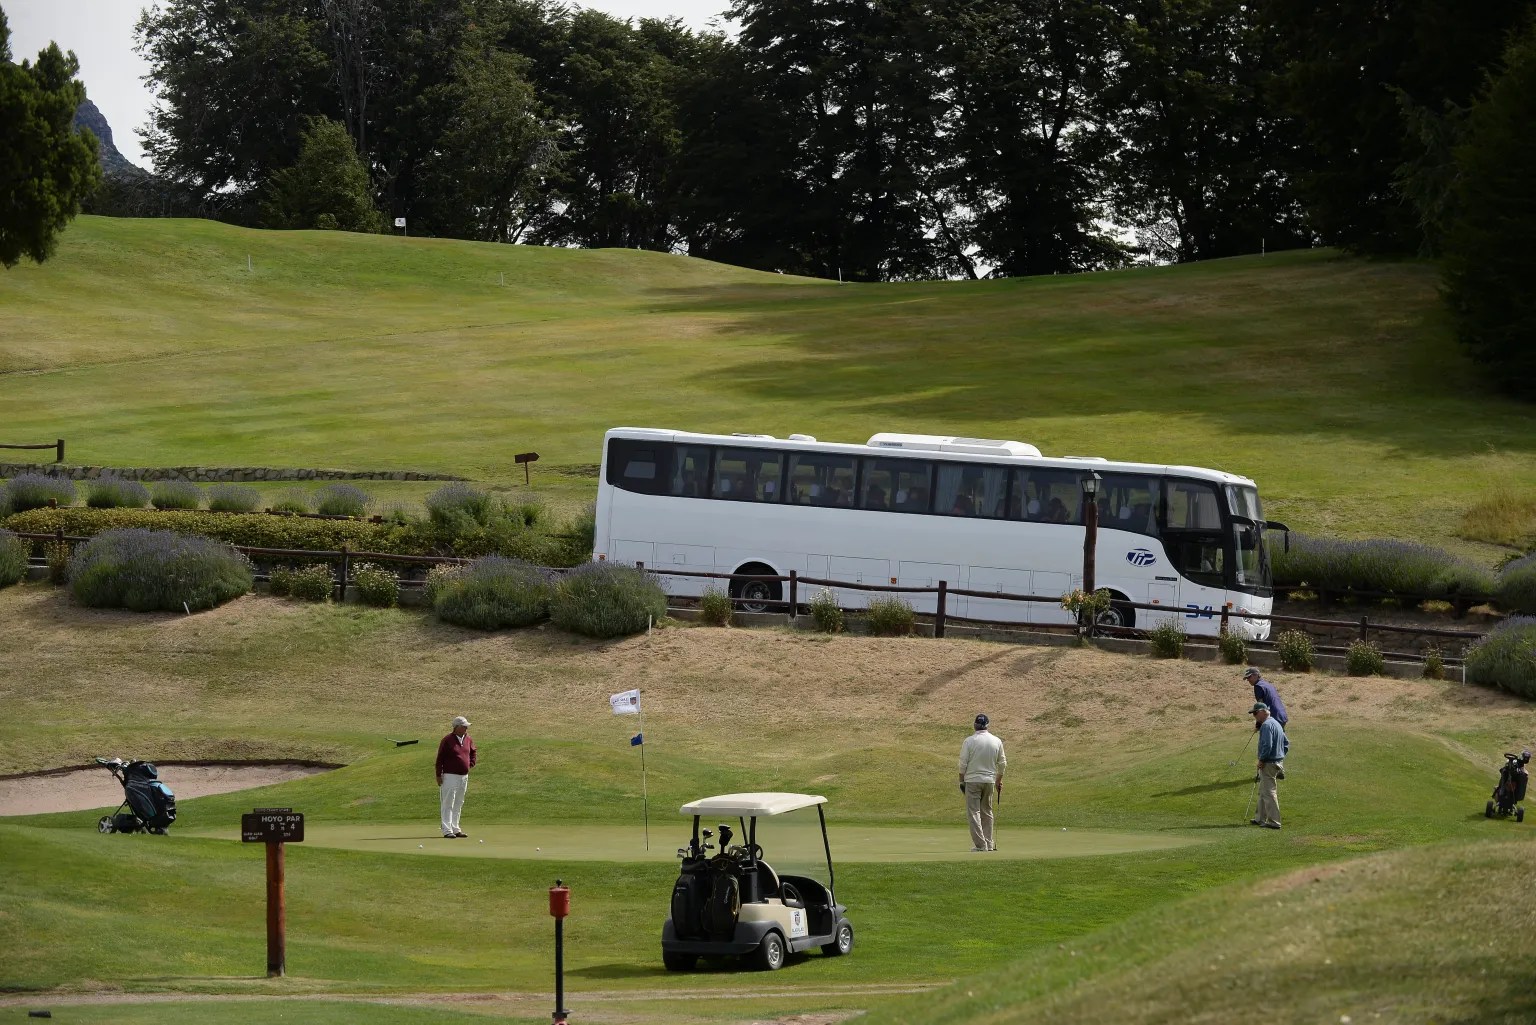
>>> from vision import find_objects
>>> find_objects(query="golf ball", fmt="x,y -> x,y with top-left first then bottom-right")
535,846 -> 542,851
1062,827 -> 1067,831
479,839 -> 484,844
417,844 -> 424,848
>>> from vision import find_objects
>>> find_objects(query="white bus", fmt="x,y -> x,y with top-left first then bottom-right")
594,427 -> 1283,638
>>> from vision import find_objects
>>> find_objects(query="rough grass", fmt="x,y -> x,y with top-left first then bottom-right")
3,219 -> 1535,559
1459,485 -> 1536,548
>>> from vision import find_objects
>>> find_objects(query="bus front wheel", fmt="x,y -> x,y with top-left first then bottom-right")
1095,595 -> 1135,631
731,565 -> 781,614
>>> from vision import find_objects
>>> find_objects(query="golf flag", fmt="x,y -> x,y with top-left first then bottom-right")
631,733 -> 643,746
610,688 -> 641,715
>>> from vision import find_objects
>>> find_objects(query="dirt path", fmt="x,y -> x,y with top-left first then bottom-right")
0,763 -> 332,817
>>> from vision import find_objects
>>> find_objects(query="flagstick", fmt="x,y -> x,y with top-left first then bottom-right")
638,703 -> 650,850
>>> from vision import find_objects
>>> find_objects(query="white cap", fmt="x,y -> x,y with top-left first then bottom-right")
451,715 -> 471,728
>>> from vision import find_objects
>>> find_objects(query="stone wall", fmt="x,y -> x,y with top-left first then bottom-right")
0,463 -> 464,483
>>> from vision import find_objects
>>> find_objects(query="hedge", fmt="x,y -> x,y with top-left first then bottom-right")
1,506 -> 591,566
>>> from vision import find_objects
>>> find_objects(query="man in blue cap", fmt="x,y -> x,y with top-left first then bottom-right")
1244,667 -> 1288,779
1250,702 -> 1287,829
958,713 -> 1007,852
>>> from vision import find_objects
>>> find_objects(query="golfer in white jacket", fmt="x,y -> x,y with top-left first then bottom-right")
958,713 -> 1006,852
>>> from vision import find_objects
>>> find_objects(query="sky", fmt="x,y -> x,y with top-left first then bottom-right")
5,0 -> 737,171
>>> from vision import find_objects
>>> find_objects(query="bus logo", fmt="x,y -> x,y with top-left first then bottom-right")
1126,549 -> 1157,567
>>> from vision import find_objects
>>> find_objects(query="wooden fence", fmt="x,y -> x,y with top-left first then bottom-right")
0,439 -> 65,463
14,532 -> 1486,664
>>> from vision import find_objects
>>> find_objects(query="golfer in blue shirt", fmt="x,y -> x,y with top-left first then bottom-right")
1251,702 -> 1287,829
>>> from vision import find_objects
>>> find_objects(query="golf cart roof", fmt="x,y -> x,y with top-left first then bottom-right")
680,793 -> 827,817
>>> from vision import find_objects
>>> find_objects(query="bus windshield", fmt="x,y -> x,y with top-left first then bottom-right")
1226,485 -> 1271,593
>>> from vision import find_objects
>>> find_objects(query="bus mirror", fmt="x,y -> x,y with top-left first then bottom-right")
1265,520 -> 1291,552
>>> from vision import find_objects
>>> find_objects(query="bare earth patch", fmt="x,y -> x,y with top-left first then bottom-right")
0,762 -> 333,816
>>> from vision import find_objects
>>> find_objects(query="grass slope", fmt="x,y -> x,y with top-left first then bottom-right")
2,583 -> 1534,1023
3,217 -> 1534,555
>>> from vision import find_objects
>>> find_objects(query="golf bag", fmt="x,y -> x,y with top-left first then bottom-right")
1484,750 -> 1529,822
95,758 -> 176,835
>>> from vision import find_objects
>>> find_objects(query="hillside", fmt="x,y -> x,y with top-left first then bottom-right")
3,216 -> 1534,557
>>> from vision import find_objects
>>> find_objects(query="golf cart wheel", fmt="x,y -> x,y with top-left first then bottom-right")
751,931 -> 786,971
97,815 -> 115,834
1486,801 -> 1495,818
821,922 -> 854,957
662,950 -> 697,972
1518,807 -> 1525,823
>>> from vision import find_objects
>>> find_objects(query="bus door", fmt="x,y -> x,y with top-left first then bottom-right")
1160,479 -> 1228,624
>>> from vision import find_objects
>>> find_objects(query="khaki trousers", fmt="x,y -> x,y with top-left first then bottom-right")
966,780 -> 997,850
1256,761 -> 1282,827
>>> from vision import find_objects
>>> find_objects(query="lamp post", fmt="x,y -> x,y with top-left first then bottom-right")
1081,472 -> 1102,604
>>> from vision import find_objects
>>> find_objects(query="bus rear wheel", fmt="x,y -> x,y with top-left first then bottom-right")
730,565 -> 781,614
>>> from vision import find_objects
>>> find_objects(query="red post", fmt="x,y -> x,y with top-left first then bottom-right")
266,842 -> 286,977
550,880 -> 570,1024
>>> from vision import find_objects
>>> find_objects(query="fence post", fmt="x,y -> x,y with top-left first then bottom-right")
935,581 -> 947,639
788,570 -> 798,622
1358,616 -> 1368,643
338,545 -> 350,602
1219,605 -> 1230,636
56,439 -> 65,463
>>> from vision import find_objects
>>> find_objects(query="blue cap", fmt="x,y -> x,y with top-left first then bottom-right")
974,714 -> 989,728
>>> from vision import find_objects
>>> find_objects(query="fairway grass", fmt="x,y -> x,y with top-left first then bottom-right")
174,821 -> 1206,863
4,217 -> 1535,560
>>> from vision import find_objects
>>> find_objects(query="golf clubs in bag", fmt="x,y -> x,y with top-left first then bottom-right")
95,757 -> 176,835
1484,750 -> 1529,822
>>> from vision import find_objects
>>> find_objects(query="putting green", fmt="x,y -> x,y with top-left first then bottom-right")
180,821 -> 1206,862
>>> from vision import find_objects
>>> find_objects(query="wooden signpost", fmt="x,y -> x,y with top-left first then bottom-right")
515,451 -> 539,484
241,807 -> 304,977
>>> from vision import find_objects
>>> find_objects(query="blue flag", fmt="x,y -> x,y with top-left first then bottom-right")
630,733 -> 643,747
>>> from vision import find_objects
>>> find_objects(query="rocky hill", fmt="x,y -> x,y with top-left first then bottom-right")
72,97 -> 143,178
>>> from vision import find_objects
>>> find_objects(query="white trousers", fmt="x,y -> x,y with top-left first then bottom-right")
440,773 -> 469,835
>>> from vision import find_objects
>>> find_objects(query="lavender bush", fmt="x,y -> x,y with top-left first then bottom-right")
433,556 -> 550,630
549,562 -> 665,638
150,480 -> 202,510
1464,617 -> 1536,698
86,476 -> 150,509
0,529 -> 27,587
1495,553 -> 1536,615
4,473 -> 76,512
1273,533 -> 1495,599
315,483 -> 370,517
207,484 -> 261,513
426,483 -> 496,529
69,528 -> 252,611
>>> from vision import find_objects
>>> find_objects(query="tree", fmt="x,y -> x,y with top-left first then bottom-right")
0,7 -> 102,268
261,116 -> 383,231
1441,19 -> 1536,399
1109,0 -> 1308,262
1260,0 -> 1530,255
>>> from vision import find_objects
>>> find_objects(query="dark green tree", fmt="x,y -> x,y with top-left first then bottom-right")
1441,19 -> 1536,399
261,115 -> 383,231
136,0 -> 334,203
941,0 -> 1127,276
1109,0 -> 1308,262
0,7 -> 102,267
1260,0 -> 1530,254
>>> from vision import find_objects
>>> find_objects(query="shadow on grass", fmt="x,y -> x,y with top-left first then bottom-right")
1150,779 -> 1253,798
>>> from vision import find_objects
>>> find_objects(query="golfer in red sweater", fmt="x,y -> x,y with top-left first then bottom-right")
435,715 -> 477,838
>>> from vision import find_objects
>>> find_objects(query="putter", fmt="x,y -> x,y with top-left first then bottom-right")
1228,730 -> 1255,767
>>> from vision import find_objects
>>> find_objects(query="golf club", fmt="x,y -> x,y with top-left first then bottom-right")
1242,776 -> 1260,824
1228,730 -> 1255,767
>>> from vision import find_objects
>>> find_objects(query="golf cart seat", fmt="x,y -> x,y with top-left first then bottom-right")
779,874 -> 836,936
744,859 -> 781,903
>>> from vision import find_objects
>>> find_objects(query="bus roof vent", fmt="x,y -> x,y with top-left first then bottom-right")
787,433 -> 817,442
866,432 -> 1042,458
731,433 -> 776,439
1059,455 -> 1109,462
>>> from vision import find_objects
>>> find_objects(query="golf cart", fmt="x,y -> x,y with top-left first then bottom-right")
661,792 -> 853,972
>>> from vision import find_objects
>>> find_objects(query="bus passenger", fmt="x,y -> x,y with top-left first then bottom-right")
951,495 -> 975,516
1045,497 -> 1070,523
866,483 -> 888,509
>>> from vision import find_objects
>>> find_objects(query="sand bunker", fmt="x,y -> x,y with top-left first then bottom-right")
0,763 -> 333,817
